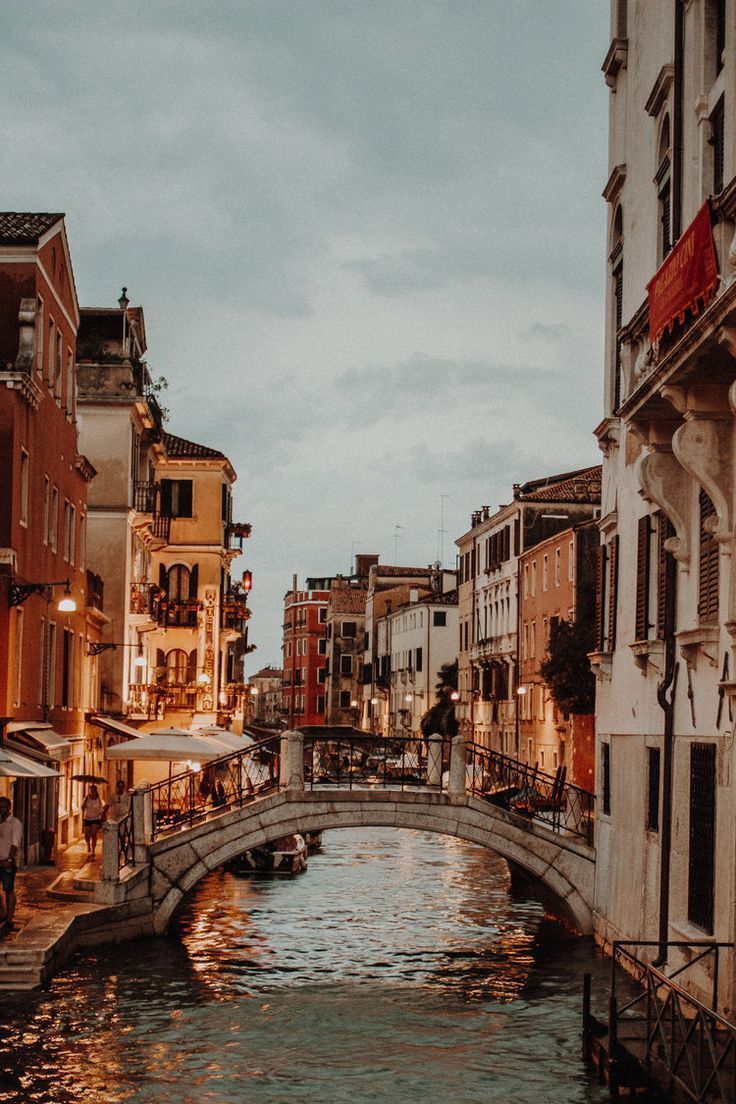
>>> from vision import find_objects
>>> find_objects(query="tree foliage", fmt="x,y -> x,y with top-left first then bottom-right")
420,660 -> 458,737
539,618 -> 595,716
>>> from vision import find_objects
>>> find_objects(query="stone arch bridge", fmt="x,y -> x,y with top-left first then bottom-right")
95,728 -> 597,938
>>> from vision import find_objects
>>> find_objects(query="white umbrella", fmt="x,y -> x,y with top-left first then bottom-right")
106,732 -> 222,762
191,726 -> 255,752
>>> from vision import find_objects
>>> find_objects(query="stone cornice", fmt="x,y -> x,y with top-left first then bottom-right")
645,64 -> 674,118
602,38 -> 628,90
602,164 -> 627,204
0,370 -> 44,410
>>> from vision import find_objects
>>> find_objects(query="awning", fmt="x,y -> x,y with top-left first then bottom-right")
0,748 -> 60,779
4,725 -> 72,761
89,715 -> 145,741
191,726 -> 255,752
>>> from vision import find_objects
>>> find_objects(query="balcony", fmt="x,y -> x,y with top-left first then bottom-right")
132,480 -> 158,514
226,521 -> 252,551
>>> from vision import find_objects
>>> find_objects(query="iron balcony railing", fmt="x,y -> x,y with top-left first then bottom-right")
466,741 -> 595,844
150,513 -> 172,543
610,941 -> 736,1103
302,731 -> 450,791
147,735 -> 281,840
132,480 -> 159,514
117,810 -> 135,870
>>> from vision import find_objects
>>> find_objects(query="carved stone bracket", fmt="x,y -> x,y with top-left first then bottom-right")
672,414 -> 732,546
676,626 -> 720,670
629,639 -> 665,674
588,651 -> 612,681
638,448 -> 691,568
13,298 -> 36,375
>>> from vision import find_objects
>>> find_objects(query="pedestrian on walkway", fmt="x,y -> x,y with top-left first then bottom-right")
81,785 -> 104,857
105,779 -> 130,822
0,797 -> 22,929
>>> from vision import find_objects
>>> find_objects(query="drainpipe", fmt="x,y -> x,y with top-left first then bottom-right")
654,537 -> 678,968
672,0 -> 684,243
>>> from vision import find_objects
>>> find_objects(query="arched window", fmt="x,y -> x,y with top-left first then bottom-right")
165,648 -> 196,685
656,116 -> 672,262
167,564 -> 191,601
610,205 -> 624,410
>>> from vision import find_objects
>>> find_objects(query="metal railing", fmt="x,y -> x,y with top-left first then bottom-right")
147,735 -> 280,841
117,810 -> 135,870
303,732 -> 450,791
132,480 -> 158,514
466,742 -> 595,844
611,941 -> 736,1102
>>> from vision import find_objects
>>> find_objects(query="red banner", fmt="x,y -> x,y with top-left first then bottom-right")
647,202 -> 718,343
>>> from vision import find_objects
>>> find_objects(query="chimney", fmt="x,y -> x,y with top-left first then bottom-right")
355,554 -> 379,578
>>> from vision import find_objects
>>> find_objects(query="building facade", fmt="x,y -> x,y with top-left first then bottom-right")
0,213 -> 101,859
281,577 -> 332,727
594,0 -> 736,1011
455,468 -> 601,757
247,666 -> 283,726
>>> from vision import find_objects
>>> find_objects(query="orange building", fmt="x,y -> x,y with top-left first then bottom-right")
518,520 -> 598,788
0,213 -> 101,860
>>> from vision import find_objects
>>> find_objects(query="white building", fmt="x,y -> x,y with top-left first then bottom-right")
594,0 -> 736,1011
385,585 -> 458,738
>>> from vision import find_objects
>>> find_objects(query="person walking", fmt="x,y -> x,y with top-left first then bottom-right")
0,797 -> 22,930
81,785 -> 104,857
105,779 -> 130,822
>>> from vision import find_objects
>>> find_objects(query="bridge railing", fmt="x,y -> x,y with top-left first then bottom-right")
303,732 -> 450,791
147,734 -> 281,841
465,741 -> 595,844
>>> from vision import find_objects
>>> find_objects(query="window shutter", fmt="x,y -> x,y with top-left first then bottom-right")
178,480 -> 193,518
607,536 -> 619,651
159,563 -> 167,592
595,544 -> 607,652
189,564 -> 199,599
159,479 -> 172,517
656,511 -> 673,639
635,515 -> 651,641
613,263 -> 623,410
698,489 -> 719,623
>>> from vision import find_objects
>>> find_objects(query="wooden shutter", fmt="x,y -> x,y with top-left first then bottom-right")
159,479 -> 172,517
177,480 -> 193,518
595,544 -> 607,652
607,535 -> 619,651
159,563 -> 167,592
656,511 -> 673,639
613,263 -> 623,410
635,515 -> 651,641
698,489 -> 719,623
189,564 -> 199,599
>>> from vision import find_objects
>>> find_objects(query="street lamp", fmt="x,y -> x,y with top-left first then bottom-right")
9,578 -> 76,611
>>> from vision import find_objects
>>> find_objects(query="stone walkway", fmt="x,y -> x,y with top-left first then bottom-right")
0,841 -> 105,989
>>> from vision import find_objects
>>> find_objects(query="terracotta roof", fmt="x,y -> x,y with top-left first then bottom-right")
252,666 -> 283,680
163,432 -> 225,460
329,588 -> 367,615
0,212 -> 64,244
415,588 -> 459,607
514,465 -> 602,503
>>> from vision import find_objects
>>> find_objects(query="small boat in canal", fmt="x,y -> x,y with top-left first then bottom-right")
304,831 -> 323,853
226,833 -> 308,875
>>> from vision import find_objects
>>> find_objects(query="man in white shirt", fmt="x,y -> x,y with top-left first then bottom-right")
105,779 -> 131,822
0,797 -> 22,929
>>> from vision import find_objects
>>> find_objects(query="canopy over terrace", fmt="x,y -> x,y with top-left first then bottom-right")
105,730 -> 225,763
0,747 -> 60,778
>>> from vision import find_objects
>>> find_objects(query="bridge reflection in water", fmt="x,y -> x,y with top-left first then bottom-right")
0,828 -> 612,1104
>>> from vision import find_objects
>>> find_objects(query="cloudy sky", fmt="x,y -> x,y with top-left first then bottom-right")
3,2 -> 610,666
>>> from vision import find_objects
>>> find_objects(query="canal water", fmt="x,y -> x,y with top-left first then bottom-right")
0,828 -> 613,1103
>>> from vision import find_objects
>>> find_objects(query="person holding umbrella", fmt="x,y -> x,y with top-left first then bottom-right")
81,784 -> 105,857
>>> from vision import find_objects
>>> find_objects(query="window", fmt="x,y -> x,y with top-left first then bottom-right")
710,97 -> 725,195
616,0 -> 627,37
319,608 -> 327,624
317,668 -> 326,684
159,479 -> 193,518
610,205 -> 624,410
522,622 -> 529,661
530,621 -> 536,659
38,619 -> 46,706
36,296 -> 44,375
542,556 -> 549,592
568,540 -> 574,582
554,548 -> 561,587
13,608 -> 23,707
415,647 -> 423,672
43,476 -> 50,544
635,515 -> 652,641
714,0 -> 726,76
698,489 -> 719,623
166,564 -> 193,600
47,317 -> 55,386
62,501 -> 71,561
66,349 -> 74,416
69,505 -> 76,565
318,638 -> 327,655
595,538 -> 619,651
688,743 -> 716,933
340,654 -> 352,676
647,747 -> 661,831
19,449 -> 29,526
78,513 -> 86,571
531,561 -> 537,597
316,694 -> 325,715
523,563 -> 529,598
602,742 -> 611,815
339,690 -> 352,708
341,620 -> 356,637
62,628 -> 73,708
656,117 -> 672,262
50,486 -> 59,552
55,332 -> 63,401
47,621 -> 57,707
433,611 -> 446,627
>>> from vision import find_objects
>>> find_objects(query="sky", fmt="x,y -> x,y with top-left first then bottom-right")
2,1 -> 610,668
